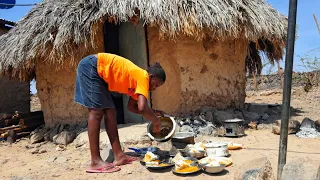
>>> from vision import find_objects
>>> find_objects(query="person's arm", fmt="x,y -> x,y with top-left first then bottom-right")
128,97 -> 164,116
137,95 -> 160,124
127,96 -> 140,114
127,95 -> 161,132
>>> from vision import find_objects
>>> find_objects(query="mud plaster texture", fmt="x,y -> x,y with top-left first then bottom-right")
148,27 -> 248,115
0,76 -> 30,113
35,22 -> 105,126
0,27 -> 30,114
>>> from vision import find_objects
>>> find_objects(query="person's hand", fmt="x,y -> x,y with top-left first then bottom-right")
153,119 -> 161,133
153,109 -> 165,117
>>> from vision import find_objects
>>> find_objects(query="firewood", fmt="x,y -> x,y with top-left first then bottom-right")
0,125 -> 20,133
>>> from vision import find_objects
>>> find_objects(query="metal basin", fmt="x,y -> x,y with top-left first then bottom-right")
147,115 -> 177,142
171,132 -> 195,149
203,164 -> 226,174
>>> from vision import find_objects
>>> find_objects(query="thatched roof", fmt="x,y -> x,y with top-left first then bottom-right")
0,0 -> 287,81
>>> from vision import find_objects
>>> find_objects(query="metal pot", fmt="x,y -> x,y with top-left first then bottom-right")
171,132 -> 195,149
204,142 -> 229,157
147,115 -> 177,142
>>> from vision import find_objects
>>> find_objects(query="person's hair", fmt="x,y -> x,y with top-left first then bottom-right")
147,62 -> 166,82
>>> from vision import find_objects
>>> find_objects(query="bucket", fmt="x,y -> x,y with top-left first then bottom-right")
147,115 -> 177,142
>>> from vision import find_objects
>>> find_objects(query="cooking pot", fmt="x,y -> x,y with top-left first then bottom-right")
204,142 -> 229,157
147,115 -> 177,142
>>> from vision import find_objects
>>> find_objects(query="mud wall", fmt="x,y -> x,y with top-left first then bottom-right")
0,76 -> 30,113
0,27 -> 30,114
148,27 -> 248,115
35,23 -> 105,126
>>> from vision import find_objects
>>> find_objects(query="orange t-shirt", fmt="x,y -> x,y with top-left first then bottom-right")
97,53 -> 149,100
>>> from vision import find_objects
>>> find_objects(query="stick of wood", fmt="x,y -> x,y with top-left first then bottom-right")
0,125 -> 20,133
313,13 -> 320,34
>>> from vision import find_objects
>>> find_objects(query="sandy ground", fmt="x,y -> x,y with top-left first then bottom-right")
1,87 -> 320,180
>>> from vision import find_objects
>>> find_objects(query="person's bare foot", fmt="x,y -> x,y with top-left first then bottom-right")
113,153 -> 137,166
89,159 -> 114,170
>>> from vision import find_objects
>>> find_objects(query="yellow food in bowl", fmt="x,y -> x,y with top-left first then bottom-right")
158,163 -> 169,167
175,166 -> 199,173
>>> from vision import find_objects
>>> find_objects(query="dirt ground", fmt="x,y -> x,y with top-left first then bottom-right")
1,87 -> 320,180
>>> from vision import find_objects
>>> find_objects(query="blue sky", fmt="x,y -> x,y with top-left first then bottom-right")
0,0 -> 319,94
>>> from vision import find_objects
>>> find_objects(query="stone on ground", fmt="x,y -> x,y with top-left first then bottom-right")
300,117 -> 315,128
234,157 -> 275,180
73,131 -> 88,148
315,120 -> 320,132
44,125 -> 62,142
53,130 -> 76,145
29,125 -> 48,144
281,158 -> 320,180
272,120 -> 300,135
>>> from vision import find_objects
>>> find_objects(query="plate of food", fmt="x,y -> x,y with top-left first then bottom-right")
202,161 -> 226,174
172,153 -> 202,174
180,142 -> 206,159
145,160 -> 175,170
199,156 -> 233,167
140,151 -> 174,169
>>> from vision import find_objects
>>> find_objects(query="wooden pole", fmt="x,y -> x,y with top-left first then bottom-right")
277,0 -> 298,179
313,13 -> 320,34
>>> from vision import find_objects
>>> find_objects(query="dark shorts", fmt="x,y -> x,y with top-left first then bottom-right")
74,55 -> 115,109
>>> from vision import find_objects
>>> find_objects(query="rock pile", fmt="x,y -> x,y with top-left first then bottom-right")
29,124 -> 82,145
175,115 -> 216,136
175,103 -> 286,136
295,118 -> 320,138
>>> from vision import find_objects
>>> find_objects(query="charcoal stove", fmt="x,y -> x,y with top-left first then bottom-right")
224,119 -> 245,137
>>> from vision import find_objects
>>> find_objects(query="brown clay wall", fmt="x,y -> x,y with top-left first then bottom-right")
0,27 -> 30,114
35,23 -> 105,126
0,76 -> 30,113
148,27 -> 248,115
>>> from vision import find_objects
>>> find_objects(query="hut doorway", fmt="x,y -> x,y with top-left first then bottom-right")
103,20 -> 149,124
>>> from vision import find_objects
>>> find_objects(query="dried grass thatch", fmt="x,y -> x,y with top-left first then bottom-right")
0,0 -> 287,81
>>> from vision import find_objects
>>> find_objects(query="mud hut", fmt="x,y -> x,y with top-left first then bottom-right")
0,19 -> 30,114
0,0 -> 287,126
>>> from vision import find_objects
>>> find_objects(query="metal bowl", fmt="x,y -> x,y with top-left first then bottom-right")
203,164 -> 226,174
171,132 -> 195,149
147,115 -> 177,142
